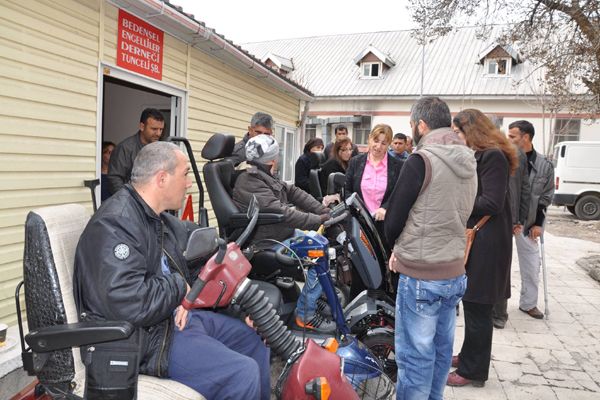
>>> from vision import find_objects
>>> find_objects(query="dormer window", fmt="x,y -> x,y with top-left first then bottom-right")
362,62 -> 381,78
486,58 -> 511,76
354,45 -> 395,80
478,43 -> 521,78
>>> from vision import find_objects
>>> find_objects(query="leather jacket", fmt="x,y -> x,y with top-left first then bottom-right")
74,185 -> 195,377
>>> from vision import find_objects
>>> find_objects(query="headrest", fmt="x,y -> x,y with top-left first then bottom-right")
202,133 -> 235,161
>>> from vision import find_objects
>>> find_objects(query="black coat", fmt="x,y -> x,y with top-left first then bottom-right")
464,149 -> 513,304
294,154 -> 312,193
74,185 -> 195,377
344,153 -> 403,210
319,158 -> 345,195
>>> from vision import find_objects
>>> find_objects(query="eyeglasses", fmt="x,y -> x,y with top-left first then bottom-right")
340,148 -> 353,152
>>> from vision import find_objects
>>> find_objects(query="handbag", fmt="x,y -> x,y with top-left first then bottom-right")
464,215 -> 491,266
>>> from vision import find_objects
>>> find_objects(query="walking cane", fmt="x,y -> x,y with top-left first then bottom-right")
539,232 -> 550,319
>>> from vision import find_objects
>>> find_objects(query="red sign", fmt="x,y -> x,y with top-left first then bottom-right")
117,9 -> 163,80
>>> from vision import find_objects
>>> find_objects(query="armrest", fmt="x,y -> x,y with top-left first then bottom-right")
26,321 -> 134,353
228,213 -> 285,228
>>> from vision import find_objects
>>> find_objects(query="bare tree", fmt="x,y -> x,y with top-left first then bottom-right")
408,0 -> 600,115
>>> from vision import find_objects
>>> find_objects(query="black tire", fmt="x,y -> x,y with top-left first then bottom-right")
574,195 -> 600,220
567,205 -> 576,215
361,330 -> 397,382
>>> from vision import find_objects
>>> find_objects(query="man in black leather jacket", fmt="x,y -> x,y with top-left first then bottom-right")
74,142 -> 270,399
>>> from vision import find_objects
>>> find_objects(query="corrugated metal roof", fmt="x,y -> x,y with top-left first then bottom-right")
243,27 -> 544,98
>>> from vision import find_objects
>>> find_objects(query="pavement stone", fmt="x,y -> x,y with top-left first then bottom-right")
448,231 -> 600,400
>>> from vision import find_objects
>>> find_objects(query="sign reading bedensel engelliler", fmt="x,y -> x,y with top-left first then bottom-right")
117,9 -> 164,80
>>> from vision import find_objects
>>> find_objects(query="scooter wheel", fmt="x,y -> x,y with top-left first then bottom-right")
361,331 -> 397,382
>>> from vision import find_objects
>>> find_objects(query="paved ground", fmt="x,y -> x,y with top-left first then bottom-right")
444,231 -> 600,400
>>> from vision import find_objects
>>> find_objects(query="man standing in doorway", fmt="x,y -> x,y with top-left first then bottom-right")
231,112 -> 274,166
324,125 -> 359,160
507,120 -> 554,319
107,108 -> 165,195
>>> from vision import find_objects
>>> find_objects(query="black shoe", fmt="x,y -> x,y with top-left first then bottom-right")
493,318 -> 506,329
316,298 -> 333,318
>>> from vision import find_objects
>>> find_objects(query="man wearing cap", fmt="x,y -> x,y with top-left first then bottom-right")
231,112 -> 274,166
232,135 -> 337,332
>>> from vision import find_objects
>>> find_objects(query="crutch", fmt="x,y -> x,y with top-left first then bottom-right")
539,232 -> 550,319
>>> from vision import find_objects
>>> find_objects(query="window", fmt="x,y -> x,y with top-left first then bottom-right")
485,58 -> 510,76
305,124 -> 317,140
552,119 -> 580,148
274,125 -> 298,182
354,116 -> 372,144
362,62 -> 381,78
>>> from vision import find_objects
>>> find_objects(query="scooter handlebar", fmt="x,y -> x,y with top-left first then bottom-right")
184,278 -> 206,306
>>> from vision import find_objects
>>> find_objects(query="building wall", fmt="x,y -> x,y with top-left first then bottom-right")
309,98 -> 600,154
0,0 -> 302,325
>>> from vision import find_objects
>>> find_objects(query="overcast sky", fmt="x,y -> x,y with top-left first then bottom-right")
173,0 -> 417,44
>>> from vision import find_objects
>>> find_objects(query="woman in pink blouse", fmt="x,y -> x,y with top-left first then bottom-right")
344,124 -> 404,296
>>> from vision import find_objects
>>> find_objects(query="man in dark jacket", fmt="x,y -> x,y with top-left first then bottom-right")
74,142 -> 270,399
508,120 -> 555,319
107,108 -> 165,195
231,111 -> 274,166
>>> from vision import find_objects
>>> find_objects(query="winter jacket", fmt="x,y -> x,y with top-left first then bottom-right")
463,149 -> 513,304
391,128 -> 477,280
524,150 -> 554,231
232,164 -> 328,242
107,132 -> 145,195
73,185 -> 193,377
319,158 -> 346,195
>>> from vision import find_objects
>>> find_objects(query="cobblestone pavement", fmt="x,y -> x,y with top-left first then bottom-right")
444,232 -> 600,400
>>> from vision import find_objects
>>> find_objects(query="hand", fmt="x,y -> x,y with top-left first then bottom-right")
513,224 -> 523,235
374,208 -> 387,221
528,225 -> 543,241
322,194 -> 340,207
389,253 -> 401,273
175,283 -> 191,331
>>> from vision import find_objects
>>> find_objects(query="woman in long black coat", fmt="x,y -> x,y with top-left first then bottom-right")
294,138 -> 324,194
448,109 -> 518,387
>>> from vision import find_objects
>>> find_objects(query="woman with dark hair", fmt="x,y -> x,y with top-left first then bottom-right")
447,109 -> 518,388
319,137 -> 353,194
101,141 -> 115,201
295,137 -> 324,194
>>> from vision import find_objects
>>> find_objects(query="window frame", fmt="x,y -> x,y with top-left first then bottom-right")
274,124 -> 299,183
552,118 -> 581,148
484,57 -> 511,76
361,62 -> 383,79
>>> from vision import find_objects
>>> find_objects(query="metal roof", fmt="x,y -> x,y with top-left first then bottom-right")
243,27 -> 544,99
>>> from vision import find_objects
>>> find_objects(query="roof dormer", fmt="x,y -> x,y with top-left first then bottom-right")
354,45 -> 395,79
478,43 -> 521,77
261,53 -> 294,75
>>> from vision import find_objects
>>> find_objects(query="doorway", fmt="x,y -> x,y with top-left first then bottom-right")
97,64 -> 187,202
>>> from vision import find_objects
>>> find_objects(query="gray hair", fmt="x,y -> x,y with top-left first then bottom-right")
131,142 -> 181,185
250,112 -> 273,129
410,97 -> 451,130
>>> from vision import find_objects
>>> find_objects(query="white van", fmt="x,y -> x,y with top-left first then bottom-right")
552,141 -> 600,220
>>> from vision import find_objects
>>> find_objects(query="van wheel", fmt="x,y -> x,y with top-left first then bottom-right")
567,205 -> 576,215
574,195 -> 600,220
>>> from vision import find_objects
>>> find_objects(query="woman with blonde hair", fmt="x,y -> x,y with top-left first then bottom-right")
447,109 -> 518,388
345,123 -> 404,296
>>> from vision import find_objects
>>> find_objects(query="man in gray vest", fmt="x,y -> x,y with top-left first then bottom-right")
507,120 -> 554,319
385,97 -> 477,399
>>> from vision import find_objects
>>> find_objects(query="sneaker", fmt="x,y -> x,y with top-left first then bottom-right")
295,314 -> 336,333
316,298 -> 333,319
493,318 -> 506,329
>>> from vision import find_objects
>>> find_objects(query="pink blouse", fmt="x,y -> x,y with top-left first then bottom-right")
360,153 -> 388,214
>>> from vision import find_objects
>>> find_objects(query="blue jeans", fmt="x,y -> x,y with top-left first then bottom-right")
296,266 -> 323,319
395,274 -> 467,400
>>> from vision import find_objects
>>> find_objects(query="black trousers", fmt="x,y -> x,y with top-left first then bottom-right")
492,298 -> 508,323
457,301 -> 494,381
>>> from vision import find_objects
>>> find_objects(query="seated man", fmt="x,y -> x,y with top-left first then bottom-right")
73,142 -> 270,399
232,135 -> 336,332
